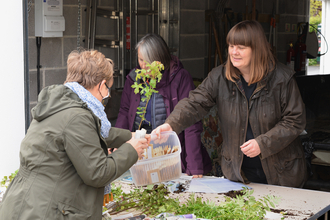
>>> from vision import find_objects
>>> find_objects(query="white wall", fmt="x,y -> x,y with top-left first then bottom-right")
320,0 -> 330,73
0,2 -> 25,178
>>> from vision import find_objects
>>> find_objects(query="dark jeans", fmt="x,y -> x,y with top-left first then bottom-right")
242,155 -> 268,184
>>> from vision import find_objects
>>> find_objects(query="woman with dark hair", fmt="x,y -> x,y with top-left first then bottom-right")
0,50 -> 149,220
153,20 -> 308,187
116,33 -> 212,178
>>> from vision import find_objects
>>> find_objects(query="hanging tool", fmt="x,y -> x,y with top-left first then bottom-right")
294,22 -> 308,75
211,12 -> 223,65
268,2 -> 276,55
207,10 -> 223,71
245,0 -> 258,21
251,0 -> 256,20
245,0 -> 249,20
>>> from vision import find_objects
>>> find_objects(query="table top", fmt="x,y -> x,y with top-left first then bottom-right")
247,183 -> 330,217
112,179 -> 330,220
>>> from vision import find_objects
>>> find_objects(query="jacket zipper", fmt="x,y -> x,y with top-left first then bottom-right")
234,81 -> 249,182
248,85 -> 263,110
235,80 -> 266,182
243,82 -> 268,181
248,84 -> 265,135
151,94 -> 156,130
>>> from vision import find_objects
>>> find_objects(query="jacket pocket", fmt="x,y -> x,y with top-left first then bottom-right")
56,202 -> 92,220
274,157 -> 296,174
274,156 -> 306,187
221,147 -> 232,163
221,147 -> 236,180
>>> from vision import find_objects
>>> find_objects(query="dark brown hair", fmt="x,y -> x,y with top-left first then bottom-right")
225,20 -> 275,84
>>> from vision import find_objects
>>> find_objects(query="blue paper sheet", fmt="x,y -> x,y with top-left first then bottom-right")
187,177 -> 251,193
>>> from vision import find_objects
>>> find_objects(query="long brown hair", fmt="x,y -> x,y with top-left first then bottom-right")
225,20 -> 275,85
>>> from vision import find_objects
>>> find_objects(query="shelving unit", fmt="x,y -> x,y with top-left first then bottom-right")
84,0 -> 180,89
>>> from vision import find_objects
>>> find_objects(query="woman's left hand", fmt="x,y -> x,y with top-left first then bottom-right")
240,139 -> 261,158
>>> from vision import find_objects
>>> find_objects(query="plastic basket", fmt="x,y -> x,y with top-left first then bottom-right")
130,131 -> 182,186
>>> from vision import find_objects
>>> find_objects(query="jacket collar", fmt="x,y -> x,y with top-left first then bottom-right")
234,64 -> 275,95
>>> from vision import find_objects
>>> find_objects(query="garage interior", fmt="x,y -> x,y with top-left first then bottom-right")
25,0 -> 330,192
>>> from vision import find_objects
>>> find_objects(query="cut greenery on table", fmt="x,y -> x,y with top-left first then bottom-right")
131,61 -> 164,129
106,184 -> 281,219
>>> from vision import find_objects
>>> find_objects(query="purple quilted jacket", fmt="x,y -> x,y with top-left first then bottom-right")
115,55 -> 212,175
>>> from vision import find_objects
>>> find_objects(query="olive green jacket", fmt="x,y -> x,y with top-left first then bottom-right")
0,85 -> 137,220
166,62 -> 308,187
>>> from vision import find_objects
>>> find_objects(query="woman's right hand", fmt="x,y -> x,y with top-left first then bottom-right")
151,123 -> 173,139
127,137 -> 149,159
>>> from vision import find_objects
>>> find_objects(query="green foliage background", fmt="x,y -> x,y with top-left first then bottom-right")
309,0 -> 322,66
309,0 -> 322,33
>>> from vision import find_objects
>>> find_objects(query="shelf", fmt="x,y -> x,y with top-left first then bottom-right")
94,39 -> 119,48
96,9 -> 119,19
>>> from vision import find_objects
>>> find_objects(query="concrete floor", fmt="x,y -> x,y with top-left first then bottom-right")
307,65 -> 321,75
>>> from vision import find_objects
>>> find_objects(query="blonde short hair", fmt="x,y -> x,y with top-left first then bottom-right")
65,50 -> 113,89
225,20 -> 275,85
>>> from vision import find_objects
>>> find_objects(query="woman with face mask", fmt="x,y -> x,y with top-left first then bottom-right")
115,33 -> 212,178
0,50 -> 150,220
153,20 -> 308,188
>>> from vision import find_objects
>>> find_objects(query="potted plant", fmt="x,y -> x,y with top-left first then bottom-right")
131,61 -> 164,129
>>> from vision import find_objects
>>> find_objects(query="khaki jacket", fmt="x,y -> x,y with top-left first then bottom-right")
0,85 -> 137,220
166,62 -> 308,187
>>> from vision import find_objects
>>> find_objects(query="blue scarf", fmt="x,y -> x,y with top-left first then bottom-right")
65,82 -> 111,138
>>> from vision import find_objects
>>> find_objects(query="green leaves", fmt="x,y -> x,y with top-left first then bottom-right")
109,184 -> 178,217
130,61 -> 164,129
149,78 -> 157,88
1,170 -> 18,188
132,82 -> 143,95
146,184 -> 154,190
206,189 -> 281,220
0,176 -> 7,187
108,184 -> 281,219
